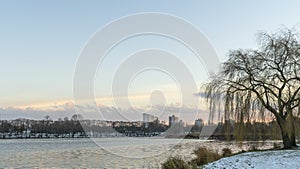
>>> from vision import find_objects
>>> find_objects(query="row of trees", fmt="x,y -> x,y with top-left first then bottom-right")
0,115 -> 172,138
112,121 -> 169,136
0,115 -> 85,138
211,118 -> 300,141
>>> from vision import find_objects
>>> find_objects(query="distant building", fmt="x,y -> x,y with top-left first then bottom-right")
179,120 -> 185,127
143,113 -> 158,123
168,115 -> 179,126
195,119 -> 204,127
142,113 -> 158,128
160,121 -> 167,125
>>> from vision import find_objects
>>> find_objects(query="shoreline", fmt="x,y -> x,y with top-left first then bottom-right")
204,147 -> 300,169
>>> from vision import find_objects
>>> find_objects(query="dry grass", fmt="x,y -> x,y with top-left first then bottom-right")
161,156 -> 191,169
222,147 -> 233,157
190,146 -> 222,166
162,146 -> 235,168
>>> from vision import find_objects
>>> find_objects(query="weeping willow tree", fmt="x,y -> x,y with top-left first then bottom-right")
204,28 -> 300,149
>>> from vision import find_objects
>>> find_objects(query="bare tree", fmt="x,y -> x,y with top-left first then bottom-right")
204,28 -> 300,149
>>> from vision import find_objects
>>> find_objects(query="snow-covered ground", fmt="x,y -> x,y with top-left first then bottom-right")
204,149 -> 300,169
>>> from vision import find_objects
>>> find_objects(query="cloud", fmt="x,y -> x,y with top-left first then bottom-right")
0,100 -> 212,123
0,106 -> 74,120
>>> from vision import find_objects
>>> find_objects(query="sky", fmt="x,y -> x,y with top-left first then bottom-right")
1,0 -> 300,121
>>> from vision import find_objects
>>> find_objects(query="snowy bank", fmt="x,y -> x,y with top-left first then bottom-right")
204,149 -> 300,169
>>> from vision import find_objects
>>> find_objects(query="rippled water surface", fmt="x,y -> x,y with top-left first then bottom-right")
0,138 -> 275,168
0,138 -> 198,168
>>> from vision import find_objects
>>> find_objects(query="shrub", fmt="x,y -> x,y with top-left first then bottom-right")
162,156 -> 191,169
222,147 -> 232,157
190,146 -> 221,166
249,145 -> 259,151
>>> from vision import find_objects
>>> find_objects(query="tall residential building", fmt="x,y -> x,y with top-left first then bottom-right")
195,118 -> 204,127
168,115 -> 179,126
142,113 -> 158,123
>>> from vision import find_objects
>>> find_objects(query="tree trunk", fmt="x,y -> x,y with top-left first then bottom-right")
277,113 -> 297,149
280,125 -> 293,149
288,114 -> 297,147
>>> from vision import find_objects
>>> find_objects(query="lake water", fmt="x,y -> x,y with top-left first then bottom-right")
0,138 -> 276,168
0,138 -> 191,168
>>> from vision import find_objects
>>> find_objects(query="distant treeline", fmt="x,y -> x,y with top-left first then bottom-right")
0,115 -> 170,139
0,115 -> 86,138
112,120 -> 169,137
1,114 -> 300,140
197,118 -> 300,141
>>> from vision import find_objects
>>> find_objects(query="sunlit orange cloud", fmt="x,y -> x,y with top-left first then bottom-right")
17,99 -> 74,110
11,88 -> 202,111
10,92 -> 174,110
96,91 -> 182,107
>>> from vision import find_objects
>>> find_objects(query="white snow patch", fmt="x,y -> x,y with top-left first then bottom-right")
204,149 -> 300,169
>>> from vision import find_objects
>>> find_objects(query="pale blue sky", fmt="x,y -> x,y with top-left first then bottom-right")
1,0 -> 300,111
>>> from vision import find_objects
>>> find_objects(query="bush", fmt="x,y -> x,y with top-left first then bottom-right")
162,156 -> 191,169
249,145 -> 259,151
190,146 -> 221,166
222,147 -> 232,157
